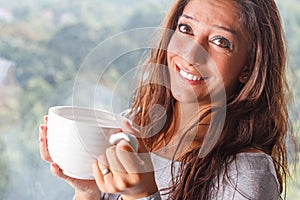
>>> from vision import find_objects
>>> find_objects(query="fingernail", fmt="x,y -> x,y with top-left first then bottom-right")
51,163 -> 58,169
40,125 -> 46,131
117,140 -> 134,152
127,119 -> 133,126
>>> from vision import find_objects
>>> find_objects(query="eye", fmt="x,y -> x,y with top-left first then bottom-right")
211,36 -> 232,50
178,23 -> 194,35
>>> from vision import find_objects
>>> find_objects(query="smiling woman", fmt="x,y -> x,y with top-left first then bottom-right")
38,0 -> 298,200
129,0 -> 294,199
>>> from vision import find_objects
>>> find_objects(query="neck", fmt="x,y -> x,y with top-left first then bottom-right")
175,101 -> 211,131
155,101 -> 211,160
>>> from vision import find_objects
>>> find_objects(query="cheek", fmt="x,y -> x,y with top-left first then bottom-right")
167,32 -> 191,61
166,39 -> 175,68
166,51 -> 174,68
217,61 -> 244,96
167,37 -> 180,61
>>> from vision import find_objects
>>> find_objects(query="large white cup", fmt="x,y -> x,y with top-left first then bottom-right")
47,106 -> 138,180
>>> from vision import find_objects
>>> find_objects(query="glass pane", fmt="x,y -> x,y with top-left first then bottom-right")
0,0 -> 299,199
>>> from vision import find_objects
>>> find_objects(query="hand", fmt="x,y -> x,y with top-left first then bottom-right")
92,120 -> 158,200
39,116 -> 101,200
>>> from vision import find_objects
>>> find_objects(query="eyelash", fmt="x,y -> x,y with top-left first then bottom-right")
178,23 -> 194,35
210,36 -> 232,50
177,23 -> 233,50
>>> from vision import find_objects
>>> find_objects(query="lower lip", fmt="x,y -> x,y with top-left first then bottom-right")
175,66 -> 206,86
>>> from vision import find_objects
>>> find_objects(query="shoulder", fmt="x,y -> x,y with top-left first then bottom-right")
233,152 -> 277,174
213,152 -> 280,200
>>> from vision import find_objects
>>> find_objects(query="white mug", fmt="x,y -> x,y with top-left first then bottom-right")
47,106 -> 138,180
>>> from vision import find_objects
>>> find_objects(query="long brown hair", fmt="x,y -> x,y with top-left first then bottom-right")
130,0 -> 296,199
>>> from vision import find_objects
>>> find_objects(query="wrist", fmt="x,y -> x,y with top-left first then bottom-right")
121,190 -> 161,200
74,189 -> 101,200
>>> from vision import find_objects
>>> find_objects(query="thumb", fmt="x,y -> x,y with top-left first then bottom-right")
116,139 -> 135,152
116,140 -> 153,173
121,120 -> 149,153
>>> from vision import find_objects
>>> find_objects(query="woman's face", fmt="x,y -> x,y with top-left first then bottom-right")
167,0 -> 249,105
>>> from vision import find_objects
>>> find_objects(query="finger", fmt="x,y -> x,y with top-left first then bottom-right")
44,115 -> 48,124
93,154 -> 115,193
106,146 -> 126,173
92,161 -> 105,191
116,140 -> 153,173
39,125 -> 52,162
121,120 -> 149,153
50,163 -> 69,180
117,140 -> 134,153
38,124 -> 47,139
97,154 -> 111,179
50,162 -> 80,188
121,120 -> 140,136
109,132 -> 138,153
97,154 -> 109,168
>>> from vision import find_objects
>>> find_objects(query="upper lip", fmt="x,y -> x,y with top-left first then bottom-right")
176,64 -> 207,80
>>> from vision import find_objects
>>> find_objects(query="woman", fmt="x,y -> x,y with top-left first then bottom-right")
39,0 -> 296,199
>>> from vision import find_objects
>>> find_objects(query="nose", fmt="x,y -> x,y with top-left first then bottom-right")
182,37 -> 209,67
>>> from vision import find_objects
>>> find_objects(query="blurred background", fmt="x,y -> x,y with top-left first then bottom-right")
0,0 -> 299,199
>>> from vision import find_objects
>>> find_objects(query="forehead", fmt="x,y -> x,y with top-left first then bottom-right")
181,0 -> 249,42
182,0 -> 241,28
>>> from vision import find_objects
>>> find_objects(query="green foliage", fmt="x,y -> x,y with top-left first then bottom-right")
0,1 -> 169,198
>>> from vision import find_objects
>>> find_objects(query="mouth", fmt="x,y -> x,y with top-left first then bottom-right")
176,65 -> 208,84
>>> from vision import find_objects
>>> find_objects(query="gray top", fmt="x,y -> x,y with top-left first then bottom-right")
103,152 -> 280,200
151,152 -> 279,200
210,153 -> 280,200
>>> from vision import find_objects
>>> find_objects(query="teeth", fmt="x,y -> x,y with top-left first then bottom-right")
180,69 -> 202,81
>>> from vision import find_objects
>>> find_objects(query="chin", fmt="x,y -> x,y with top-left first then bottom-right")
171,89 -> 200,104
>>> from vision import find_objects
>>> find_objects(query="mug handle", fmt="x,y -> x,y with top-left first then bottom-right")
109,132 -> 138,152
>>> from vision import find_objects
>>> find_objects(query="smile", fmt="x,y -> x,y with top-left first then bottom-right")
176,65 -> 208,83
179,69 -> 202,81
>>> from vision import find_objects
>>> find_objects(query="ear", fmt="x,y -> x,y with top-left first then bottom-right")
239,66 -> 250,83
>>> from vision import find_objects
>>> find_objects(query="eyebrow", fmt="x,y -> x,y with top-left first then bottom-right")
180,14 -> 239,41
181,14 -> 198,22
212,25 -> 238,39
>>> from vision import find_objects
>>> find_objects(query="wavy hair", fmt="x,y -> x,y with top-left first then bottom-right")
129,0 -> 296,199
